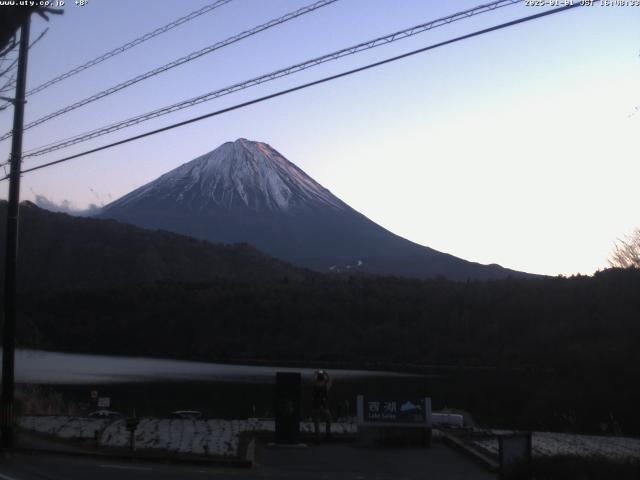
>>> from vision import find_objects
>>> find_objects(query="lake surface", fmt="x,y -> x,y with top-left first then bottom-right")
8,350 -> 573,432
8,349 -> 429,419
10,349 -> 417,385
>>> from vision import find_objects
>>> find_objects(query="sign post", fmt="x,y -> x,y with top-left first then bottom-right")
125,414 -> 139,452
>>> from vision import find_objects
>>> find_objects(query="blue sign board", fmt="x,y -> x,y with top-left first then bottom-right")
362,397 -> 428,424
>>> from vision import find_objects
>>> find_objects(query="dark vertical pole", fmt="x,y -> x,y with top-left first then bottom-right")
275,372 -> 301,444
1,14 -> 31,450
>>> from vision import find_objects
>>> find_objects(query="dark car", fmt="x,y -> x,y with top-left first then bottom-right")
168,410 -> 202,420
88,410 -> 121,419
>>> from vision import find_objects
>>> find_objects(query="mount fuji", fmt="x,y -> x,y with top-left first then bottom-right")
100,138 -> 525,280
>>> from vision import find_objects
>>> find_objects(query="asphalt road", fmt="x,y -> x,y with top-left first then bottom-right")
0,442 -> 496,480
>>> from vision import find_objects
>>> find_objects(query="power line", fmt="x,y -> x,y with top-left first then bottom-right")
25,0 -> 233,97
4,29 -> 48,80
22,0 -> 522,158
0,0 -> 338,142
0,37 -> 17,59
2,3 -> 582,182
0,28 -> 49,111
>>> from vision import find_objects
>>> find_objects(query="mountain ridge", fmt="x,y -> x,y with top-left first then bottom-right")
0,201 -> 307,292
100,139 -> 530,281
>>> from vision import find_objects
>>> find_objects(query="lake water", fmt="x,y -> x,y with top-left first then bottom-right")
9,349 -> 429,419
8,350 -> 566,431
11,349 -> 417,385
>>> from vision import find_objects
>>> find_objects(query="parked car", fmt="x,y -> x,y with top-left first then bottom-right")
168,410 -> 202,420
88,410 -> 121,419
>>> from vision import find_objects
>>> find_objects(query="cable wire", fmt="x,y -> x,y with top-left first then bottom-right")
0,28 -> 49,111
0,0 -> 338,142
3,3 -> 582,182
23,0 -> 523,157
25,0 -> 233,97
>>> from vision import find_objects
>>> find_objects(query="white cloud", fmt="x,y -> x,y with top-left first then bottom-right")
33,194 -> 101,217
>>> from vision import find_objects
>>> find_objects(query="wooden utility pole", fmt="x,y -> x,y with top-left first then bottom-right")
1,13 -> 30,450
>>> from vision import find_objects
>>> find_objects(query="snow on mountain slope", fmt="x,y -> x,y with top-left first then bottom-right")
108,139 -> 345,213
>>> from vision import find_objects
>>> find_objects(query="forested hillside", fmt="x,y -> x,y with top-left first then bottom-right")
0,201 -> 307,290
14,268 -> 640,433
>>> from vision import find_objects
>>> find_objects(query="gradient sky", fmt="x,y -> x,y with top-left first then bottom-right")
0,0 -> 638,276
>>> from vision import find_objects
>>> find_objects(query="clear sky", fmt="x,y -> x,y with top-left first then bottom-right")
0,0 -> 638,276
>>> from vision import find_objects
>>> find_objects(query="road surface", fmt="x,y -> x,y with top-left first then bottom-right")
0,441 -> 496,479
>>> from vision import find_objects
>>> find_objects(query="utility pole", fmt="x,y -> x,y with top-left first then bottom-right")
1,14 -> 31,450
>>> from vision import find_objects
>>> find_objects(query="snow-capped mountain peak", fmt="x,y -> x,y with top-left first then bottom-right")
109,139 -> 345,213
101,138 -> 528,281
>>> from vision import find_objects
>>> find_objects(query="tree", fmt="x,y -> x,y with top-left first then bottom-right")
609,228 -> 640,269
